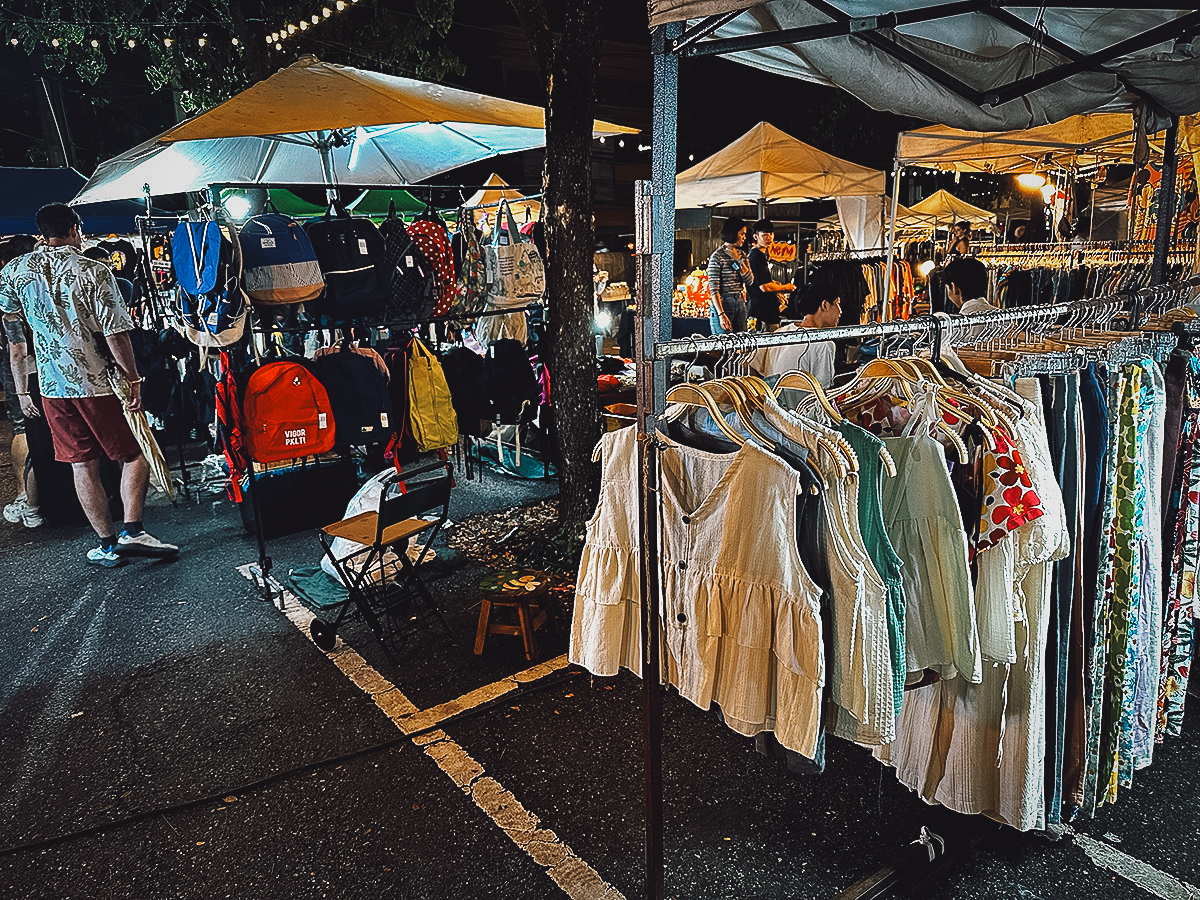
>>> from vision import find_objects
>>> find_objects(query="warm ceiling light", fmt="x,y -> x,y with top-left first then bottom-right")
1017,172 -> 1046,190
917,259 -> 937,278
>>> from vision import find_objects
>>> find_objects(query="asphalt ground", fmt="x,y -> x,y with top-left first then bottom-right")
1,421 -> 1198,900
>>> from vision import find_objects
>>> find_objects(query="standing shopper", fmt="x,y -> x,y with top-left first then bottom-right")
0,204 -> 178,567
706,217 -> 754,334
1,235 -> 42,528
745,219 -> 796,332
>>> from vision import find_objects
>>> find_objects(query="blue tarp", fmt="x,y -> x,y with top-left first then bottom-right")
0,167 -> 168,236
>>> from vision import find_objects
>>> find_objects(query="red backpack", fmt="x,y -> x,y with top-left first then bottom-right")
241,360 -> 336,463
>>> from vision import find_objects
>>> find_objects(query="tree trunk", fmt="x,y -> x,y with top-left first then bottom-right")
510,0 -> 605,541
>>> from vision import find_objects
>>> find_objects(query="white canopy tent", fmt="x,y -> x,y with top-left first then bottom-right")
72,56 -> 637,205
908,189 -> 995,231
649,3 -> 1200,132
674,121 -> 884,208
896,112 -> 1138,174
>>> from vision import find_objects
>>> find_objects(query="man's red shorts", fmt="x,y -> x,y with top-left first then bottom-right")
42,395 -> 142,464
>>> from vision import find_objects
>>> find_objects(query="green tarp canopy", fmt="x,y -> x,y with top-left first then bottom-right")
347,188 -> 426,219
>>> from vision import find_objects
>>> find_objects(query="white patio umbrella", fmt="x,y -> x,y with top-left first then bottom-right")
73,56 -> 637,205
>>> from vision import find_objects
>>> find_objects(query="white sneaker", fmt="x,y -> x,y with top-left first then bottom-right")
3,495 -> 28,524
86,546 -> 125,568
21,506 -> 44,528
116,531 -> 180,557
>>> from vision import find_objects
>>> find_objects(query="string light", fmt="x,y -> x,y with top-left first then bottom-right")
9,38 -> 17,45
231,37 -> 238,45
127,38 -> 136,48
51,38 -> 60,47
164,37 -> 172,47
267,0 -> 361,44
198,36 -> 207,46
275,43 -> 282,50
90,39 -> 98,48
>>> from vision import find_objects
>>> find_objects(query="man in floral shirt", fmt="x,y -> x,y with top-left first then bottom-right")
1,203 -> 177,567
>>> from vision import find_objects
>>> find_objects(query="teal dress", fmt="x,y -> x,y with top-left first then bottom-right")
837,421 -> 907,715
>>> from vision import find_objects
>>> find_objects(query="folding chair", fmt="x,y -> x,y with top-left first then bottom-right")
311,460 -> 453,660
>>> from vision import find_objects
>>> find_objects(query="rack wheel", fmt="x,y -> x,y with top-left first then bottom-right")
310,618 -> 337,651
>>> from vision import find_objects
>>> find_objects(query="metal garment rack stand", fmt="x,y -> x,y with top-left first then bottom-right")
637,76 -> 1197,894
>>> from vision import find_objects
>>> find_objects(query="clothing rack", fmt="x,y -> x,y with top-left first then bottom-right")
634,167 -> 1198,889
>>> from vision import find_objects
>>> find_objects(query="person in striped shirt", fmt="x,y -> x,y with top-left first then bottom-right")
706,217 -> 754,334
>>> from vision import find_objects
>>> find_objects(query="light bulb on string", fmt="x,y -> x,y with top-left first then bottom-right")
322,7 -> 331,17
266,34 -> 273,43
231,37 -> 239,46
127,38 -> 136,48
275,43 -> 282,50
336,0 -> 345,8
598,136 -> 605,144
164,37 -> 172,47
51,38 -> 60,47
311,15 -> 319,24
618,139 -> 624,148
300,21 -> 308,30
287,24 -> 296,34
198,36 -> 207,47
90,39 -> 98,48
9,38 -> 17,46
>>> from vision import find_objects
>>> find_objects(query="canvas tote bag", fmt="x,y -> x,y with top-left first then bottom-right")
483,199 -> 545,309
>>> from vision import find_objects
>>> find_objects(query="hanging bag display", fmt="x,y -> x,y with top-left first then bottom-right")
304,204 -> 388,322
377,201 -> 437,325
170,217 -> 249,347
241,359 -> 336,463
407,337 -> 459,451
239,207 -> 325,305
452,206 -> 488,316
407,202 -> 457,318
483,199 -> 545,309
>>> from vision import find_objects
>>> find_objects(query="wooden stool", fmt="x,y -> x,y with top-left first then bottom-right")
474,568 -> 555,661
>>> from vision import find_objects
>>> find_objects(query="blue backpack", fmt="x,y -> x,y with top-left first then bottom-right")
171,219 -> 249,348
239,212 -> 325,305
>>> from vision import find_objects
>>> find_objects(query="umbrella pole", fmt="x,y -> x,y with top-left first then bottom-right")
319,134 -> 338,206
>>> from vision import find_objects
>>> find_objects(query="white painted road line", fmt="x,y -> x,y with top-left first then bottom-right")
236,565 -> 623,900
1073,830 -> 1199,900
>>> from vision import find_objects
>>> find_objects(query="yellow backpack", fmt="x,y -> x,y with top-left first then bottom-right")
407,338 -> 459,450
